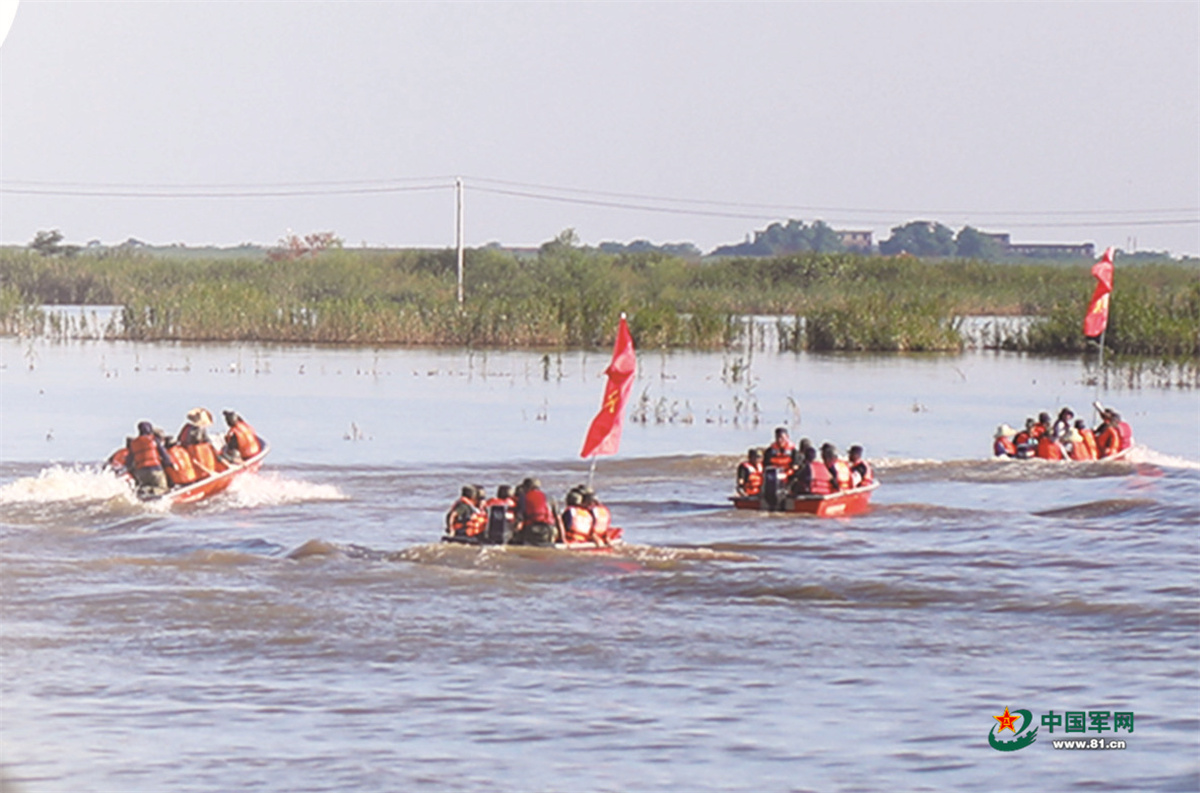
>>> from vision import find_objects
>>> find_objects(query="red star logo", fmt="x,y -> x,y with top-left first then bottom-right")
994,707 -> 1020,734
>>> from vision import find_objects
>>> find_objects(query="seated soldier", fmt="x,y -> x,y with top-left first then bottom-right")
736,448 -> 764,496
790,446 -> 833,496
220,410 -> 261,464
561,490 -> 596,544
583,489 -> 614,546
822,443 -> 853,491
513,478 -> 557,546
445,485 -> 485,540
847,444 -> 874,487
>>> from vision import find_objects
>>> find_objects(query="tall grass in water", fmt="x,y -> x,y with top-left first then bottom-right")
804,296 -> 963,352
1016,281 -> 1200,358
1,246 -> 1195,354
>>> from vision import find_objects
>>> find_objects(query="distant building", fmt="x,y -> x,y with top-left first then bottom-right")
836,230 -> 873,252
1006,242 -> 1095,260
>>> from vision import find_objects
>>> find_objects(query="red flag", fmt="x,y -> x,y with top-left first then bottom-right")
1083,247 -> 1114,337
580,315 -> 636,458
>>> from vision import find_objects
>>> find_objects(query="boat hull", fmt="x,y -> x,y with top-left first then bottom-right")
135,439 -> 269,505
730,482 -> 878,517
442,527 -> 624,552
1001,448 -> 1132,463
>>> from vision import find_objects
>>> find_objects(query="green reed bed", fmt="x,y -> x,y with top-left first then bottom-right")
1,246 -> 1196,356
1012,280 -> 1200,358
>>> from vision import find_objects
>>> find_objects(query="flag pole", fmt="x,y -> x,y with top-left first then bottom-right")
587,454 -> 598,490
1084,247 -> 1115,422
1093,326 -> 1106,424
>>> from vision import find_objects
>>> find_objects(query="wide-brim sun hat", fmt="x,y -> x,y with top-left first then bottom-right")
187,408 -> 213,427
995,423 -> 1017,439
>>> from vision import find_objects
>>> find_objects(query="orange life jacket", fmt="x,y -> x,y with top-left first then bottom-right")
165,446 -> 199,485
1096,425 -> 1120,459
188,442 -> 222,476
994,437 -> 1017,457
1079,428 -> 1098,460
1068,438 -> 1091,462
831,460 -> 853,491
226,421 -> 261,459
589,503 -> 611,537
128,434 -> 163,471
737,461 -> 764,495
448,497 -> 485,537
482,497 -> 516,519
563,505 -> 595,543
1116,422 -> 1133,452
467,507 -> 487,536
808,461 -> 834,495
1031,425 -> 1047,439
766,441 -> 795,473
1035,435 -> 1064,460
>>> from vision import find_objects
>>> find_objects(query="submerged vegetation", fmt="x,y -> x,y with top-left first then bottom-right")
1,244 -> 1196,359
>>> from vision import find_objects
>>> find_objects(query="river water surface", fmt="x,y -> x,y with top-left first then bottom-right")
1,338 -> 1197,792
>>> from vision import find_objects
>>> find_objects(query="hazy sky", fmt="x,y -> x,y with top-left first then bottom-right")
2,1 -> 1197,255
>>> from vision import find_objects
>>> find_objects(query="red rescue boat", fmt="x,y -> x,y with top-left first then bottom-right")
730,481 -> 879,517
112,438 -> 269,505
443,526 -> 624,552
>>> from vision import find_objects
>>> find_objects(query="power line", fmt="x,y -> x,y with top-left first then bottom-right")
472,185 -> 1199,229
464,175 -> 1198,219
2,176 -> 457,189
3,174 -> 1196,228
1,184 -> 452,199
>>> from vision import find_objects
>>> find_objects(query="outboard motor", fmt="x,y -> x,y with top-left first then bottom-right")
485,504 -> 511,545
762,467 -> 783,511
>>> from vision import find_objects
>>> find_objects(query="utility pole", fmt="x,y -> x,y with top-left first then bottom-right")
455,177 -> 464,306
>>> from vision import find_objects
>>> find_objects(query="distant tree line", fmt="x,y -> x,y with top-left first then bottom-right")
710,220 -> 845,257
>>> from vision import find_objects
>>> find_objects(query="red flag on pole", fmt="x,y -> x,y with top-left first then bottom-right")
1083,247 -> 1114,338
580,314 -> 636,459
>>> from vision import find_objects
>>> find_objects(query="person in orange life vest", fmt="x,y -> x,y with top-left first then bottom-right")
446,485 -> 486,539
163,436 -> 201,487
1035,431 -> 1065,461
1094,414 -> 1120,459
993,424 -> 1018,458
1063,428 -> 1091,462
479,484 -> 517,543
178,407 -> 224,477
1012,417 -> 1036,458
790,446 -> 834,496
1074,419 -> 1098,461
1032,412 -> 1052,439
126,421 -> 173,496
482,485 -> 517,521
765,427 -> 796,478
514,477 -> 557,546
583,490 -> 614,546
220,410 -> 261,464
737,449 -> 764,496
561,490 -> 597,544
1105,409 -> 1134,452
847,444 -> 874,487
822,443 -> 853,491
